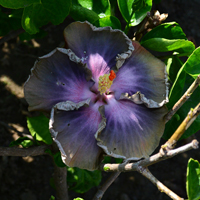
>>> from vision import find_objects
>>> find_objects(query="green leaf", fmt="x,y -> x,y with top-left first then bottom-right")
184,47 -> 200,79
75,0 -> 111,17
0,0 -> 40,9
94,15 -> 121,29
22,0 -> 71,34
186,158 -> 200,200
67,167 -> 102,193
9,137 -> 34,148
45,149 -> 66,167
70,0 -> 99,23
73,198 -> 84,200
27,113 -> 53,145
141,22 -> 195,54
49,195 -> 55,200
117,0 -> 152,26
166,55 -> 183,83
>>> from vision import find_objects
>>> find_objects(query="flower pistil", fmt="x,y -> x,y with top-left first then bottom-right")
98,70 -> 116,94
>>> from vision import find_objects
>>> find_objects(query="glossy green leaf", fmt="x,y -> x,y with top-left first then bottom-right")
184,47 -> 200,79
9,137 -> 34,148
27,113 -> 53,145
141,22 -> 195,54
70,3 -> 99,23
22,0 -> 71,34
187,158 -> 200,200
67,167 -> 101,193
75,0 -> 111,17
94,15 -> 121,29
0,0 -> 40,9
142,22 -> 187,40
166,55 -> 183,83
117,0 -> 152,26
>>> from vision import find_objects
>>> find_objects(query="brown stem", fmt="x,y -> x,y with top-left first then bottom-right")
165,103 -> 200,149
92,172 -> 121,200
99,139 -> 199,172
53,164 -> 69,200
138,168 -> 184,200
0,145 -> 48,156
165,75 -> 200,122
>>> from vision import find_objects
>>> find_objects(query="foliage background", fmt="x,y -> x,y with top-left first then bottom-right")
0,0 -> 200,200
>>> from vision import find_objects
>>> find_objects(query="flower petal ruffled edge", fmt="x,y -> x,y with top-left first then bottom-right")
95,100 -> 167,161
49,98 -> 104,170
64,21 -> 134,70
49,98 -> 91,154
120,65 -> 169,108
24,48 -> 93,113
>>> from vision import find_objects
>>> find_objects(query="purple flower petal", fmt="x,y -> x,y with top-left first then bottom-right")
63,21 -> 134,82
24,48 -> 94,113
95,98 -> 167,160
50,99 -> 103,170
111,41 -> 169,107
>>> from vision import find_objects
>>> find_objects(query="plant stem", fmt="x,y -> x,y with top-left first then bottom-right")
99,139 -> 199,172
92,172 -> 121,200
165,103 -> 200,149
138,168 -> 184,200
0,145 -> 48,156
53,164 -> 69,200
165,75 -> 200,122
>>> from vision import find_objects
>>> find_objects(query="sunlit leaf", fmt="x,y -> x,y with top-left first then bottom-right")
141,22 -> 195,54
187,158 -> 200,200
75,0 -> 111,17
9,137 -> 34,148
27,113 -> 53,145
184,47 -> 200,79
70,3 -> 99,23
166,55 -> 183,83
22,0 -> 71,34
94,15 -> 121,29
117,0 -> 152,26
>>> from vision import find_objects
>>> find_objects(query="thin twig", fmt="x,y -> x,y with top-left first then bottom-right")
165,75 -> 200,122
92,172 -> 121,200
165,103 -> 200,149
99,139 -> 199,172
53,163 -> 69,200
138,168 -> 184,200
0,145 -> 48,156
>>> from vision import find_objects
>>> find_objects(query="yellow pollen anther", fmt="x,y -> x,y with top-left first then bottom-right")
98,70 -> 116,95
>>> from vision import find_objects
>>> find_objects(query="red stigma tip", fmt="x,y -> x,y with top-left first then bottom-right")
109,70 -> 116,81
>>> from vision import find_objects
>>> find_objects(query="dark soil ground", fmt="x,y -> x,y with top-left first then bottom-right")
1,1 -> 200,200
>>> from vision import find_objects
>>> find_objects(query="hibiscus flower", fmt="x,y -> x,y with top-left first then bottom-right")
24,21 -> 168,170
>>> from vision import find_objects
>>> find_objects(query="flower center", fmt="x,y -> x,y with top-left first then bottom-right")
98,70 -> 116,95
